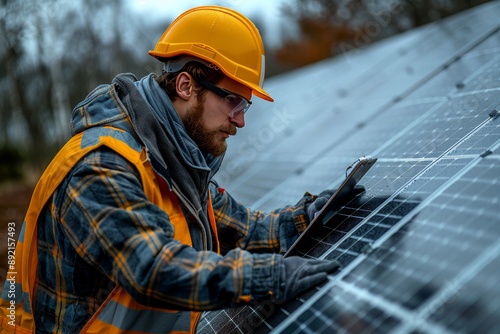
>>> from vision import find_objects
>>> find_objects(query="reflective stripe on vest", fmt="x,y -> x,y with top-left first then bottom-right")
0,127 -> 217,333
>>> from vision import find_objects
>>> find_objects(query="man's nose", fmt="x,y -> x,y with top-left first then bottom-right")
230,112 -> 245,128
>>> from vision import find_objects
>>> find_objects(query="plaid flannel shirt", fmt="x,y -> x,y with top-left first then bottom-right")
34,146 -> 314,332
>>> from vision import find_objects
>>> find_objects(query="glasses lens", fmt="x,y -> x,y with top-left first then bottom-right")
198,80 -> 252,118
223,95 -> 251,118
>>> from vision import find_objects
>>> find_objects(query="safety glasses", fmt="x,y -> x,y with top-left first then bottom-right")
198,80 -> 252,118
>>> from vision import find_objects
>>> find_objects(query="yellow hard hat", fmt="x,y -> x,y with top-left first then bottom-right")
149,6 -> 273,102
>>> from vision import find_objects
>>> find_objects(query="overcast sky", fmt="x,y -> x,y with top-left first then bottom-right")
126,0 -> 288,46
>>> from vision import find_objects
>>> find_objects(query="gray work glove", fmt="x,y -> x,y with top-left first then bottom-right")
273,256 -> 340,304
307,185 -> 365,222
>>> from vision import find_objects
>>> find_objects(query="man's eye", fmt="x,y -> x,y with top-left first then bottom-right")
225,95 -> 240,107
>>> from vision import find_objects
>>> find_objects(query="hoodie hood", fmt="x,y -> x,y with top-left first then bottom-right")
70,73 -> 224,251
70,73 -> 223,180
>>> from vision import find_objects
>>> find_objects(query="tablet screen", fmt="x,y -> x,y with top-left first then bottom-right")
284,156 -> 377,257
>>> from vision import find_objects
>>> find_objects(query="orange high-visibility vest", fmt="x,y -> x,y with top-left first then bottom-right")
0,127 -> 219,333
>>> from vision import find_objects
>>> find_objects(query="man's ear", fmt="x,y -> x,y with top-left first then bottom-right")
175,72 -> 193,101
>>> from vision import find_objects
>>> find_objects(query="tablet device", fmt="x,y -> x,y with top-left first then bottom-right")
284,156 -> 377,257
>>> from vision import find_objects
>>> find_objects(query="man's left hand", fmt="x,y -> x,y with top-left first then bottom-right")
306,185 -> 365,222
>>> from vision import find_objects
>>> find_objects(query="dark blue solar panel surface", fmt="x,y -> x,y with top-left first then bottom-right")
197,2 -> 500,333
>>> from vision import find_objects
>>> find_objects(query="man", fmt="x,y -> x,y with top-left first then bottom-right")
0,6 -> 347,333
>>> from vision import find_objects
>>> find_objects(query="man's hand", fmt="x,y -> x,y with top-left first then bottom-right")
307,186 -> 365,222
273,256 -> 340,304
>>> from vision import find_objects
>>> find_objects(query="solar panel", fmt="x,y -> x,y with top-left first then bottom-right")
200,2 -> 500,333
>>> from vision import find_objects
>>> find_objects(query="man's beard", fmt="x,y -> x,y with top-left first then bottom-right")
183,100 -> 236,157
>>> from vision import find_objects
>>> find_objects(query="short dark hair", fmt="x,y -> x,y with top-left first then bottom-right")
155,60 -> 224,102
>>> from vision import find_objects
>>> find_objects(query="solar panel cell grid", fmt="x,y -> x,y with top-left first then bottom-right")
198,2 -> 500,333
272,155 -> 500,334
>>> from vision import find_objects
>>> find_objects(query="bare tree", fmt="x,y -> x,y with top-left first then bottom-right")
0,0 -> 58,168
0,0 -> 158,178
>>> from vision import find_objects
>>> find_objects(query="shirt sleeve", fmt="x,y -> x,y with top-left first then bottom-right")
210,182 -> 316,255
54,147 -> 277,310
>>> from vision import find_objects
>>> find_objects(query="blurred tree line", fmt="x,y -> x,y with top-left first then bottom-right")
0,0 -> 491,183
273,0 -> 492,68
0,0 -> 159,182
